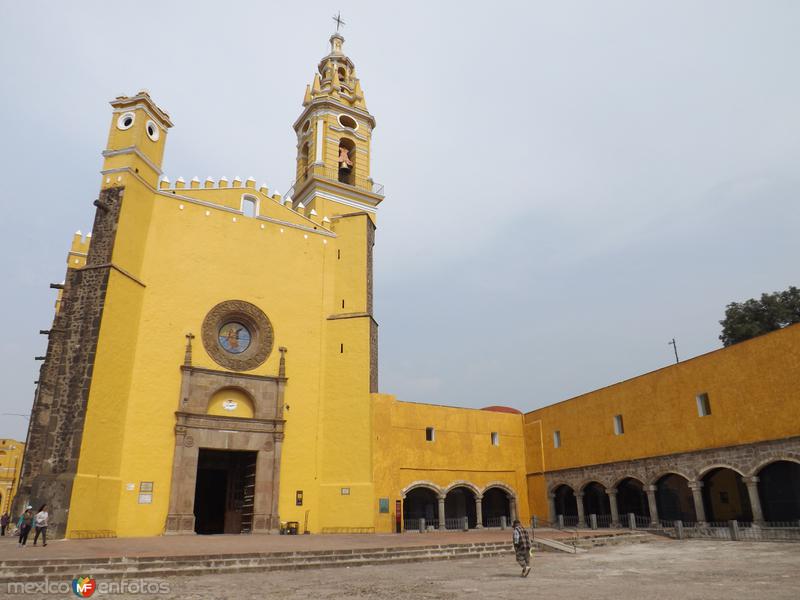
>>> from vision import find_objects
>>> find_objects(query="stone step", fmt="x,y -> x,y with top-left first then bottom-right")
0,544 -> 512,583
0,540 -> 511,569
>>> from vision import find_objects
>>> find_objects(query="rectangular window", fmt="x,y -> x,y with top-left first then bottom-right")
553,430 -> 561,448
491,432 -> 499,446
426,427 -> 435,442
614,414 -> 624,435
696,393 -> 711,416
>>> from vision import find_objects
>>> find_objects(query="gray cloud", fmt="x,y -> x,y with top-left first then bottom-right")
1,1 -> 798,440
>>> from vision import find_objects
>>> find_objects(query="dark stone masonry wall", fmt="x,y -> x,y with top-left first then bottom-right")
13,186 -> 124,538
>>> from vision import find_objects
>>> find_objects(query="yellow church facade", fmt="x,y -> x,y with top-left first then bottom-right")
15,34 -> 800,538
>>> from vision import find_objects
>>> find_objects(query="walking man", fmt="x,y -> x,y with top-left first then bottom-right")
512,519 -> 532,577
0,513 -> 9,536
33,504 -> 48,547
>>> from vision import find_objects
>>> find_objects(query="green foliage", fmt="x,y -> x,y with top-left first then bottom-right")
720,286 -> 800,346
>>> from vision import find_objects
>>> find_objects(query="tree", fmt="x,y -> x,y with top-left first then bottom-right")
719,286 -> 800,346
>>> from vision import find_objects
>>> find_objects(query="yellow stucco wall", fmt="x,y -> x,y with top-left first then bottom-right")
0,439 -> 24,515
372,394 -> 529,532
523,323 -> 800,518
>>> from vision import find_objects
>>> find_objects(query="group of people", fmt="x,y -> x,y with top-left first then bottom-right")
0,505 -> 49,547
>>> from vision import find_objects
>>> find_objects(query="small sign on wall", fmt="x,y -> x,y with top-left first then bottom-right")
296,490 -> 303,506
379,498 -> 389,513
341,487 -> 350,496
138,481 -> 153,504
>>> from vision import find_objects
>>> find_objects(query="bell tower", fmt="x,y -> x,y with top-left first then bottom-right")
291,33 -> 383,220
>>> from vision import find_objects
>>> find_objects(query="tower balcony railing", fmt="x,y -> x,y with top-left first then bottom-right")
285,164 -> 384,202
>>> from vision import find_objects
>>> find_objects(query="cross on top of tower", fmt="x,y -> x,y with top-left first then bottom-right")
332,12 -> 345,32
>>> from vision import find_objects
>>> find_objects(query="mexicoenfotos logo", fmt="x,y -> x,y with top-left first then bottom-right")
72,576 -> 97,598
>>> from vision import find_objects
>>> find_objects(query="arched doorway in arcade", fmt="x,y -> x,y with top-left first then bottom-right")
482,487 -> 511,527
553,485 -> 578,526
402,487 -> 439,529
582,482 -> 611,527
616,478 -> 650,519
701,468 -> 753,523
655,474 -> 697,523
445,486 -> 477,529
757,461 -> 800,522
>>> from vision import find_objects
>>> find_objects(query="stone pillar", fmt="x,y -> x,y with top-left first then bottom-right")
575,492 -> 586,527
628,513 -> 636,529
744,476 -> 765,525
548,493 -> 557,525
475,495 -> 483,529
557,514 -> 564,529
419,517 -> 426,533
646,485 -> 660,528
500,516 -> 507,530
438,495 -> 446,531
688,481 -> 707,525
589,514 -> 597,530
606,487 -> 619,527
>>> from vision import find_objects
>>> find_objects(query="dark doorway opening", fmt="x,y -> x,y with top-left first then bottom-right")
194,449 -> 257,534
553,485 -> 578,526
403,487 -> 438,529
655,474 -> 697,523
582,482 -> 611,527
617,478 -> 650,518
445,486 -> 477,529
482,487 -> 510,527
701,468 -> 753,523
758,461 -> 800,522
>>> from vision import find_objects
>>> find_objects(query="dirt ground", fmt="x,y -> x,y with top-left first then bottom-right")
59,540 -> 800,599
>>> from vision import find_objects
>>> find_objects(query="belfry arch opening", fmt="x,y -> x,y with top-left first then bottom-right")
402,487 -> 438,529
337,138 -> 355,185
701,467 -> 753,523
445,486 -> 477,529
757,460 -> 800,522
299,142 -> 310,180
482,487 -> 511,527
655,474 -> 696,523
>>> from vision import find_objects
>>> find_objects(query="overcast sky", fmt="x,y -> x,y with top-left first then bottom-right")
0,1 -> 798,441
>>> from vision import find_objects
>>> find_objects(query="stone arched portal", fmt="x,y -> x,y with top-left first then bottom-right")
165,364 -> 286,535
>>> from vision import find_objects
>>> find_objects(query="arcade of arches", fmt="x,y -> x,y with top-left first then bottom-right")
548,459 -> 800,527
401,483 -> 517,530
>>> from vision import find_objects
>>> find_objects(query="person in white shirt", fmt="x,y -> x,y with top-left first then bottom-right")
33,504 -> 48,547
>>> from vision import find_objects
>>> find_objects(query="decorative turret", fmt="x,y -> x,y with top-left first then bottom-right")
101,90 -> 173,188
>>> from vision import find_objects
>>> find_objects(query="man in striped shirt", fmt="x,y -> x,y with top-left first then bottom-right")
512,519 -> 532,577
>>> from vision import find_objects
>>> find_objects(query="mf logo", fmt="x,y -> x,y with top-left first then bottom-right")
72,576 -> 97,597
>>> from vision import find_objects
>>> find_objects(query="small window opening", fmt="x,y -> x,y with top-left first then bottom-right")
241,196 -> 257,218
341,299 -> 345,308
124,117 -> 133,127
337,138 -> 355,185
425,427 -> 435,442
613,414 -> 624,435
491,432 -> 499,446
338,67 -> 346,80
696,393 -> 711,417
553,430 -> 561,448
340,343 -> 344,353
337,249 -> 341,259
